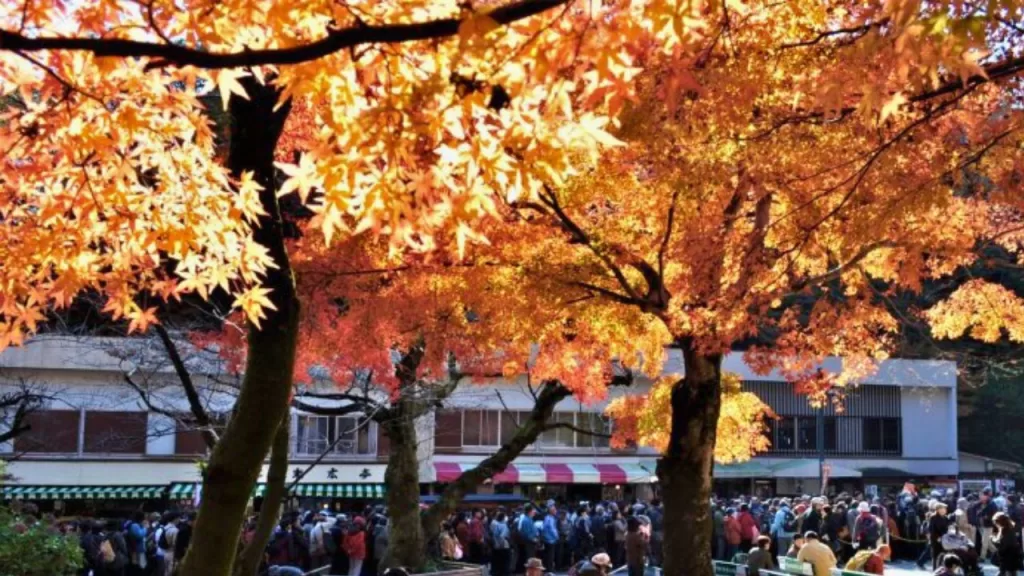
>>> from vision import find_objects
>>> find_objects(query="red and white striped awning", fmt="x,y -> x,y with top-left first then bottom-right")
433,462 -> 655,484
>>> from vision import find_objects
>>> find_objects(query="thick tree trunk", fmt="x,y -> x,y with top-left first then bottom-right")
234,415 -> 289,576
178,80 -> 297,576
381,412 -> 426,572
659,346 -> 723,576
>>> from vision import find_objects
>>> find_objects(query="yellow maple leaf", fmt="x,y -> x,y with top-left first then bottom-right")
233,286 -> 278,329
215,69 -> 250,109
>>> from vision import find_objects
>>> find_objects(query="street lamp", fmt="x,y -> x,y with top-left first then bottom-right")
817,387 -> 838,495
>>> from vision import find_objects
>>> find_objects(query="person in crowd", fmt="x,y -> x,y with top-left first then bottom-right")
929,502 -> 953,570
993,512 -> 1023,576
976,488 -> 1000,561
374,517 -> 390,574
803,498 -> 824,536
624,516 -> 648,576
738,503 -> 758,552
713,501 -> 727,561
525,557 -> 547,576
845,543 -> 891,575
747,535 -> 777,576
610,509 -> 627,567
725,507 -> 743,561
590,552 -> 613,575
342,516 -> 366,576
541,504 -> 560,572
439,521 -> 459,561
573,505 -> 594,564
773,499 -> 798,558
648,498 -> 664,567
797,531 -> 837,576
935,553 -> 964,576
124,511 -> 147,576
469,509 -> 487,565
956,498 -> 978,545
787,533 -> 806,559
854,501 -> 883,550
490,511 -> 511,576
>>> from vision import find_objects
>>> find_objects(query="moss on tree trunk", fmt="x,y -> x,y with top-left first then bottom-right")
233,415 -> 289,576
381,412 -> 426,571
177,80 -> 297,576
659,346 -> 722,576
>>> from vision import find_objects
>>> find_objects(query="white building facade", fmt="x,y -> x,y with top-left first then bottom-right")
0,337 -> 958,511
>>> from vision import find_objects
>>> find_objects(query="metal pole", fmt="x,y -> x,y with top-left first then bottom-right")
817,406 -> 825,495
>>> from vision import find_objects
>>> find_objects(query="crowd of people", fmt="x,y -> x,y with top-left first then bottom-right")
12,484 -> 1024,576
712,486 -> 1024,576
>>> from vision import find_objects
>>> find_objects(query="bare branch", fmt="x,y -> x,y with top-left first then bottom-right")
154,325 -> 218,448
0,0 -> 568,70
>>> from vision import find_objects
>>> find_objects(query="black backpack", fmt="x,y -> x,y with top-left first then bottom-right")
158,528 -> 171,551
783,510 -> 799,533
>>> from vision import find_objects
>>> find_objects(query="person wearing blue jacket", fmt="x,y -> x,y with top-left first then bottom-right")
517,506 -> 539,573
542,504 -> 560,573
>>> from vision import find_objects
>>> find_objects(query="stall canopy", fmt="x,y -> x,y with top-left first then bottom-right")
713,461 -> 773,479
770,461 -> 863,478
169,482 -> 385,500
433,462 -> 657,484
1,485 -> 167,501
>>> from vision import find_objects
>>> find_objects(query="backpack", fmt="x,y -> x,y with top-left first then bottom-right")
857,515 -> 880,544
158,528 -> 171,551
783,510 -> 799,533
845,550 -> 875,572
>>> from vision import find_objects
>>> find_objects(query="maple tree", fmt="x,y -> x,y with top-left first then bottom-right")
0,1 -> 691,574
2,0 -> 1024,575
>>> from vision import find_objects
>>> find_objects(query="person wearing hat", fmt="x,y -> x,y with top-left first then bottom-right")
591,552 -> 613,575
854,501 -> 882,550
525,557 -> 548,576
929,501 -> 952,569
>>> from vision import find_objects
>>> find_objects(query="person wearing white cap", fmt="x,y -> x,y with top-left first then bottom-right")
853,501 -> 882,549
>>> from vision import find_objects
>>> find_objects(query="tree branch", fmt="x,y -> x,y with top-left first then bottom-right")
0,0 -> 568,70
154,325 -> 218,448
542,421 -> 612,439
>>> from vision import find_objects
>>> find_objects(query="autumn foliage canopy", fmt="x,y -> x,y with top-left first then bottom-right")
2,0 -> 1024,461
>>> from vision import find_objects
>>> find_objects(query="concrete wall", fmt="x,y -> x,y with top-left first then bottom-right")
901,387 -> 956,459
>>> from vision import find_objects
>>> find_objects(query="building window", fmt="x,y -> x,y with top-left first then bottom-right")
862,417 -> 900,453
576,413 -> 612,449
295,415 -> 375,457
463,410 -> 502,447
797,417 -> 817,451
83,411 -> 147,454
13,410 -> 81,453
823,416 -> 838,451
434,410 -> 463,448
775,417 -> 795,450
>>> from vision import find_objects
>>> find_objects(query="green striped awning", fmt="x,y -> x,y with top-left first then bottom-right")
1,485 -> 167,501
290,484 -> 385,499
168,482 -> 385,500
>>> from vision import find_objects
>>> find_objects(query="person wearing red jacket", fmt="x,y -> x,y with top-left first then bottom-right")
343,517 -> 367,576
738,504 -> 759,552
725,509 -> 743,561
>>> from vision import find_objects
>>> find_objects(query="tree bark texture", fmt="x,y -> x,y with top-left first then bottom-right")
233,415 -> 289,576
658,346 -> 723,576
381,408 -> 426,571
178,80 -> 297,576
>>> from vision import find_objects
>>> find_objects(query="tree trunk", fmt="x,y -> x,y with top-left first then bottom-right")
178,80 -> 297,576
659,345 -> 723,576
381,411 -> 426,572
234,415 -> 289,576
